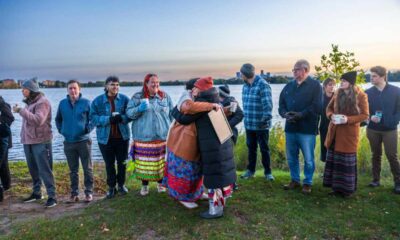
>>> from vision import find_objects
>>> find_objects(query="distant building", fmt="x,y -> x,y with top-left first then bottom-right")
42,80 -> 56,87
236,72 -> 241,79
0,79 -> 18,88
260,70 -> 271,80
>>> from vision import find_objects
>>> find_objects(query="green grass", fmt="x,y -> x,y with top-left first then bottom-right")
3,165 -> 400,240
3,126 -> 400,239
8,161 -> 107,197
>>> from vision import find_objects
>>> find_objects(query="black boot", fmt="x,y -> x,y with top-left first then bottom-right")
106,188 -> 117,199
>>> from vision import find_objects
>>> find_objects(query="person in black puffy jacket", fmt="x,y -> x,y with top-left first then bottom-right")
191,77 -> 237,219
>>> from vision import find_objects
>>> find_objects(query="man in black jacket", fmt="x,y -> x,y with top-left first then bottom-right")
366,66 -> 400,194
0,96 -> 14,202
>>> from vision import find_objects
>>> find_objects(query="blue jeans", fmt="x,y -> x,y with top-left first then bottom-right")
285,132 -> 316,185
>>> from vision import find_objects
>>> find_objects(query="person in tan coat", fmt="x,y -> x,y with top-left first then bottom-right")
163,79 -> 219,209
323,71 -> 369,197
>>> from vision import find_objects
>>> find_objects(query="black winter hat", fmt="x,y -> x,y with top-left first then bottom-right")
341,71 -> 357,85
219,85 -> 230,98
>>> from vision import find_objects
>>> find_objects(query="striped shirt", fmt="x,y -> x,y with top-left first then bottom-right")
242,75 -> 273,130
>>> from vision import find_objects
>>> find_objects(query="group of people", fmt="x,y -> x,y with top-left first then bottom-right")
0,60 -> 399,219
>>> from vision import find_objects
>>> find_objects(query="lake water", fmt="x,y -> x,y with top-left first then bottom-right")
1,82 -> 398,160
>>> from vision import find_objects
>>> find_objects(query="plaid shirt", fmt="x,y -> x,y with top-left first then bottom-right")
242,75 -> 273,130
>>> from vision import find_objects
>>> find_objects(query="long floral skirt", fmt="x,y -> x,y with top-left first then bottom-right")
323,148 -> 357,195
162,148 -> 203,202
129,140 -> 166,182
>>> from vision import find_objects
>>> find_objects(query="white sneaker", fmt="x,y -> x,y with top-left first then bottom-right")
157,184 -> 166,193
140,186 -> 149,196
200,193 -> 209,200
179,201 -> 198,209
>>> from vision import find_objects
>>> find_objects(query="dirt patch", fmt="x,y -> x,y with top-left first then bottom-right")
137,229 -> 166,240
0,191 -> 104,236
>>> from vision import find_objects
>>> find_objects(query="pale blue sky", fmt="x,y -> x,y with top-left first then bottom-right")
1,0 -> 399,81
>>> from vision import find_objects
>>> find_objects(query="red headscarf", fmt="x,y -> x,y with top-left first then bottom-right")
142,73 -> 165,99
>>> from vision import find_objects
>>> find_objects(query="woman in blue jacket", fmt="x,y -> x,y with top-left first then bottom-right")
126,73 -> 173,196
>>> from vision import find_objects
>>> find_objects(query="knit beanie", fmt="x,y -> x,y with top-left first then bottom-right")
194,76 -> 213,91
219,85 -> 230,98
240,63 -> 255,79
341,71 -> 357,85
22,78 -> 40,93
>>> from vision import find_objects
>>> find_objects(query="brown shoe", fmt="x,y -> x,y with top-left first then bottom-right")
302,184 -> 312,194
85,194 -> 93,203
283,181 -> 301,190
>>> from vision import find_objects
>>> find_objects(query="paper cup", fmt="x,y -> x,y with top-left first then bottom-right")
141,98 -> 149,104
230,102 -> 238,112
332,114 -> 345,124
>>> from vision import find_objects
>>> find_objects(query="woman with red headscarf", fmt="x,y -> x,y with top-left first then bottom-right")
126,74 -> 174,196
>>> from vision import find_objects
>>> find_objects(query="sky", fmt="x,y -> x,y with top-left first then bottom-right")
1,0 -> 400,82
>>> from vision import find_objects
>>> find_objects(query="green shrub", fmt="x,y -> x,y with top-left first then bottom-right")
233,125 -> 398,175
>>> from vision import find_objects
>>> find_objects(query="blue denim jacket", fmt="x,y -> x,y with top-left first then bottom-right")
90,93 -> 131,144
126,91 -> 173,141
55,94 -> 93,143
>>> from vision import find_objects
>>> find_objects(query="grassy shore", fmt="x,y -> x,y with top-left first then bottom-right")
2,126 -> 400,239
2,161 -> 400,239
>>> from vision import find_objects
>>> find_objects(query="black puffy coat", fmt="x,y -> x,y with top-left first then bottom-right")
195,88 -> 236,189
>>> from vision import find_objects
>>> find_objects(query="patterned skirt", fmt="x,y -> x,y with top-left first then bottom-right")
323,148 -> 357,195
162,149 -> 204,202
129,140 -> 166,182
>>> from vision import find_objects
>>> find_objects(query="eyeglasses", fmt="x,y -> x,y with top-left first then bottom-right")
292,68 -> 304,72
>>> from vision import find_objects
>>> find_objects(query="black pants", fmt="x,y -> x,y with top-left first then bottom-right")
0,137 -> 11,190
245,129 -> 272,175
99,138 -> 129,188
319,127 -> 328,162
142,180 -> 162,186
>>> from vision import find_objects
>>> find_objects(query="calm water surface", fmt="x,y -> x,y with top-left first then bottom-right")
1,82 -> 397,160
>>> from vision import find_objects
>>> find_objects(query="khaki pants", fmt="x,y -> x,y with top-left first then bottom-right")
367,128 -> 400,184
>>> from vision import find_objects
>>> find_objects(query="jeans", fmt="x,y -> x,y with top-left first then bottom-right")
99,138 -> 129,188
64,139 -> 94,196
24,143 -> 56,198
285,132 -> 316,185
245,129 -> 272,175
